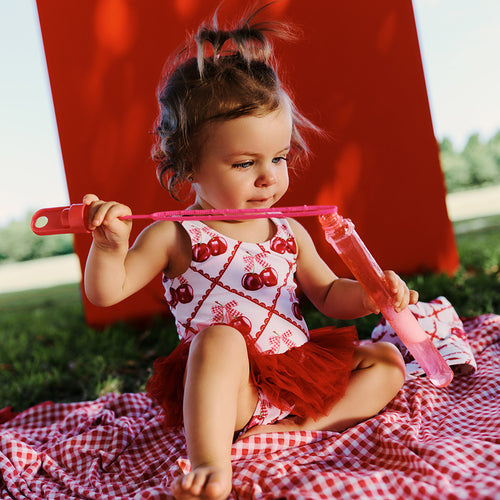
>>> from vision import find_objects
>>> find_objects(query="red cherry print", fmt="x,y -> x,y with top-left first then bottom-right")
192,242 -> 211,262
207,236 -> 227,256
176,284 -> 194,303
292,302 -> 303,320
242,272 -> 264,291
260,267 -> 278,287
169,287 -> 178,308
230,316 -> 252,335
286,237 -> 297,254
270,237 -> 287,254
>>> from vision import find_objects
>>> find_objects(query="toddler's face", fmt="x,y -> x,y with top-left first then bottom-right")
191,103 -> 292,211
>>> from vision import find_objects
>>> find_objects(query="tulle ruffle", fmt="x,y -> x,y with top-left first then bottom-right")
146,325 -> 358,427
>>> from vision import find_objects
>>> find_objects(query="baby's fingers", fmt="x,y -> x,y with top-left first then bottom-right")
384,270 -> 411,313
82,194 -> 105,229
83,193 -> 100,205
90,201 -> 131,229
82,194 -> 131,231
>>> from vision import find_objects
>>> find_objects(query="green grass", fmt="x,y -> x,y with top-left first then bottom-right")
0,284 -> 178,412
1,217 -> 499,413
407,219 -> 500,317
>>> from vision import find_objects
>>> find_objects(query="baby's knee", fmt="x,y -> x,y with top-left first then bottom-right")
374,341 -> 406,385
190,324 -> 248,358
360,341 -> 406,386
372,341 -> 404,361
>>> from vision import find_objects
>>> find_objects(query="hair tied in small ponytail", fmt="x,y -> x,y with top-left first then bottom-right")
152,3 -> 319,200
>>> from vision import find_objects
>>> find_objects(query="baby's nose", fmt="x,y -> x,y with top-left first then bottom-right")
255,164 -> 277,186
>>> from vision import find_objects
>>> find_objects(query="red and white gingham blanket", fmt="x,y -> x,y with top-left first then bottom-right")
1,314 -> 499,499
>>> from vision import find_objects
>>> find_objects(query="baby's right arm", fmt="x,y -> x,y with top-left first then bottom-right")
83,194 -> 172,307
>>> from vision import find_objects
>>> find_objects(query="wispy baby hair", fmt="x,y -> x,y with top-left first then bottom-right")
152,3 -> 318,200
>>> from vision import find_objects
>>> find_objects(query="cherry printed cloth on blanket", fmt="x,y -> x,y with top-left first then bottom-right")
1,313 -> 500,499
372,296 -> 478,378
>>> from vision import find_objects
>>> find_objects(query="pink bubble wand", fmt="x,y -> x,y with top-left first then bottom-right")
30,204 -> 338,235
319,210 -> 453,387
31,203 -> 453,386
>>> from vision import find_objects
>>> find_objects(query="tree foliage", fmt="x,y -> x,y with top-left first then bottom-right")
0,214 -> 73,263
440,130 -> 500,192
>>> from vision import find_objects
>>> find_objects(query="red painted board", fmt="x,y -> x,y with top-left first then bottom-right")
35,0 -> 458,326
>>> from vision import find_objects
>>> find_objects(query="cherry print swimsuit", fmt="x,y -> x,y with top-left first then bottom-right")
146,218 -> 357,429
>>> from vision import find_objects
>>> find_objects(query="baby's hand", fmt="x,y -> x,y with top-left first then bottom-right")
83,194 -> 132,249
364,270 -> 419,314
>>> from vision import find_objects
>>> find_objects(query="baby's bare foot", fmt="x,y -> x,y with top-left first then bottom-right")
172,464 -> 232,500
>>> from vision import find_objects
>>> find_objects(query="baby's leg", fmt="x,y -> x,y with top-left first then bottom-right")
243,341 -> 405,437
172,325 -> 258,500
309,341 -> 406,432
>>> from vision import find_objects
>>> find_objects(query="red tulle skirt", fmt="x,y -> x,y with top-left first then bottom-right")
146,325 -> 358,427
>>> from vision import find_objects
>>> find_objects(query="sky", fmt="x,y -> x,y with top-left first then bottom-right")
0,0 -> 499,227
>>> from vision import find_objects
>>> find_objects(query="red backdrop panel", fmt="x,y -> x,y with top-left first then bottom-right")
36,0 -> 459,327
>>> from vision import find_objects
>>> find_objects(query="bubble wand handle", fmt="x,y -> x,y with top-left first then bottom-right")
30,204 -> 92,236
319,211 -> 453,387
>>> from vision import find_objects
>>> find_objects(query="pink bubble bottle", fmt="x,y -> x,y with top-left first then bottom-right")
320,210 -> 453,387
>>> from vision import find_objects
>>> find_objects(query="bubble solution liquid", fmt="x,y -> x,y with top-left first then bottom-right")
320,211 -> 453,387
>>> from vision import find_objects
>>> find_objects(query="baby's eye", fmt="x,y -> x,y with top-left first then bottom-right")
232,161 -> 254,169
272,156 -> 288,165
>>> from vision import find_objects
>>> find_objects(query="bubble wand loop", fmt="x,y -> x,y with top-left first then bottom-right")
319,211 -> 454,387
31,203 -> 454,386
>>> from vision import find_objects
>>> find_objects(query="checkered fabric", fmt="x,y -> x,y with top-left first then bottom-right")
1,314 -> 499,499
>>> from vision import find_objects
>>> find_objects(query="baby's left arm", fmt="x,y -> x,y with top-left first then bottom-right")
289,219 -> 418,320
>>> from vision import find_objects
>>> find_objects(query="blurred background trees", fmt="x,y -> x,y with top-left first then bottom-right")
0,215 -> 73,263
440,130 -> 500,192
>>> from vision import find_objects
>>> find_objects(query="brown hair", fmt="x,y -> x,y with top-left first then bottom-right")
152,5 -> 318,200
